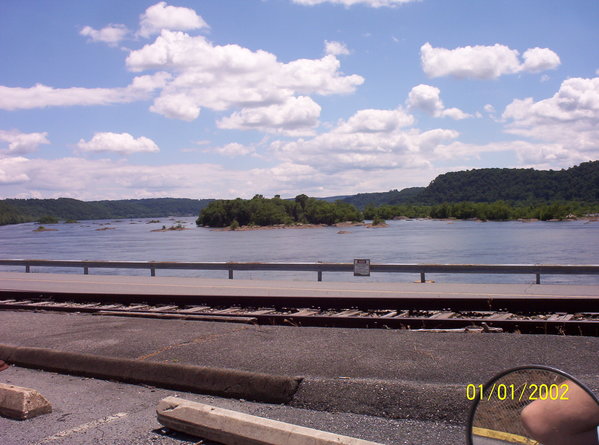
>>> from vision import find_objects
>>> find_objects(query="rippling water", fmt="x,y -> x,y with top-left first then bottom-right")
0,217 -> 598,284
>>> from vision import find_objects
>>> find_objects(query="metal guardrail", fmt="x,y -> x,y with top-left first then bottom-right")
1,259 -> 599,284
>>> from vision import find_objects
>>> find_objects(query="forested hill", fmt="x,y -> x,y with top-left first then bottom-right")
419,161 -> 599,203
339,187 -> 425,208
341,161 -> 599,208
0,198 -> 213,225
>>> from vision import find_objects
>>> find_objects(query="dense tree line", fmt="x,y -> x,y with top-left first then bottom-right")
343,161 -> 599,208
196,194 -> 362,227
0,201 -> 28,225
364,201 -> 599,221
0,198 -> 213,226
341,187 -> 425,208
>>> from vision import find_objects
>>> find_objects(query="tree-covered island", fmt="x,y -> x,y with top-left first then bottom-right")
196,194 -> 362,228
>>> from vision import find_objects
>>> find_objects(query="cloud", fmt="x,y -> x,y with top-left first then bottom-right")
206,143 -> 256,157
434,140 -> 585,170
76,132 -> 160,155
269,106 -> 458,173
150,93 -> 201,121
0,130 -> 50,154
217,96 -> 322,136
325,41 -> 350,56
126,31 -> 363,131
420,42 -> 560,79
424,78 -> 599,169
0,72 -> 170,110
2,9 -> 362,136
406,84 -> 471,119
501,77 -> 599,163
0,156 -> 30,184
521,47 -> 561,73
337,108 -> 414,133
503,77 -> 599,144
0,153 -> 444,200
138,1 -> 209,38
292,0 -> 420,7
80,24 -> 129,46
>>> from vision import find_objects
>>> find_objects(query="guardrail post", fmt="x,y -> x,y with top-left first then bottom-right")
317,271 -> 322,282
228,268 -> 233,279
536,273 -> 541,285
420,272 -> 426,283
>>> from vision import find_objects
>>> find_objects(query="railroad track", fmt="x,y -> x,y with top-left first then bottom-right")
0,294 -> 597,336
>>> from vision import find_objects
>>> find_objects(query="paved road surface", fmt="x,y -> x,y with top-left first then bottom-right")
2,271 -> 599,301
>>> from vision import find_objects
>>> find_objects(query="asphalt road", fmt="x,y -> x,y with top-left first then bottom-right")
0,311 -> 597,424
0,366 -> 466,445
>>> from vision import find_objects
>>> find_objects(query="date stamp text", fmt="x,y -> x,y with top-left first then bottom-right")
466,383 -> 569,401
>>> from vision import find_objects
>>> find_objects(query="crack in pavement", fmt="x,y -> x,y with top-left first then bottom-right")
136,326 -> 253,361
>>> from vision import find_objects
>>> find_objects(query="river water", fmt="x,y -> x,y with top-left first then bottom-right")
0,217 -> 598,284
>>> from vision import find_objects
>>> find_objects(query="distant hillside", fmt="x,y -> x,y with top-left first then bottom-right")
0,197 -> 213,225
340,187 -> 425,209
419,161 -> 599,203
338,161 -> 599,208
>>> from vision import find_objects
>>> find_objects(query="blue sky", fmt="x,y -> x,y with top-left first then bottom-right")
1,0 -> 598,200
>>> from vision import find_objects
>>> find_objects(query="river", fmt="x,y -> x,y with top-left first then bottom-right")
0,217 -> 598,284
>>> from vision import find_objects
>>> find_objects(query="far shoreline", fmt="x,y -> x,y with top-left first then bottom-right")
203,216 -> 599,231
7,214 -> 598,231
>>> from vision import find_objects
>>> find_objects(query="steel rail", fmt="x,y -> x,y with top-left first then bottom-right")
0,295 -> 596,336
1,259 -> 599,283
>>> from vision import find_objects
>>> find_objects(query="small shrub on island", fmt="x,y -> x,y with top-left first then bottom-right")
37,215 -> 59,224
372,216 -> 385,226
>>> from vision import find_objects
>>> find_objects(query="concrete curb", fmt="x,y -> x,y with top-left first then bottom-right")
291,377 -> 470,423
0,344 -> 301,404
157,396 -> 383,445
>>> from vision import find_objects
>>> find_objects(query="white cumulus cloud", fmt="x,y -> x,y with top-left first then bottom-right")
325,41 -> 350,56
126,31 -> 363,130
76,132 -> 160,155
494,76 -> 599,167
207,143 -> 256,157
0,130 -> 50,154
269,105 -> 458,174
0,157 -> 30,184
420,42 -> 560,79
337,108 -> 414,133
406,84 -> 471,119
217,96 -> 322,136
435,140 -> 583,169
521,47 -> 561,73
138,1 -> 209,38
150,93 -> 201,121
0,72 -> 170,111
80,24 -> 129,46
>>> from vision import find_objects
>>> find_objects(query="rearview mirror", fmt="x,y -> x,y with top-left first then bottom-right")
467,365 -> 599,445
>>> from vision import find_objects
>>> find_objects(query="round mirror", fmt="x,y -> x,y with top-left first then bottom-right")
467,365 -> 599,445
